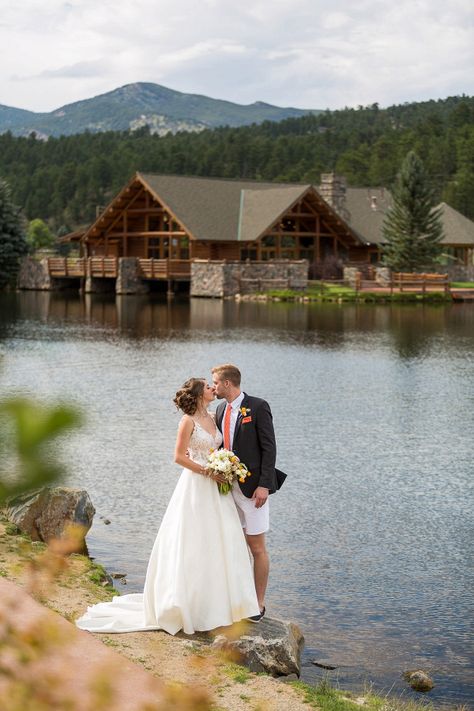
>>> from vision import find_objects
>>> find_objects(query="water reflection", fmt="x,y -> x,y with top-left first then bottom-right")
1,291 -> 473,361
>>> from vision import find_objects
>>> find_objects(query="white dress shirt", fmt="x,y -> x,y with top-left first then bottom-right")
225,391 -> 245,450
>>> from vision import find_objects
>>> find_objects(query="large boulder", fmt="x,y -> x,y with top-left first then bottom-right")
3,487 -> 95,542
212,617 -> 304,677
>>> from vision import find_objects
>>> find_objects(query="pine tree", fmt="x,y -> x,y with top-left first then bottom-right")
382,151 -> 444,271
0,178 -> 28,290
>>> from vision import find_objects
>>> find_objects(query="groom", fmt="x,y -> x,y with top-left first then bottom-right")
212,363 -> 284,622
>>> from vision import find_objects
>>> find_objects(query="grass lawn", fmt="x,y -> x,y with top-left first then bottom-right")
263,282 -> 451,303
450,281 -> 474,288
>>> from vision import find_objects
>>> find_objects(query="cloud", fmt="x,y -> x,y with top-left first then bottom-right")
21,59 -> 112,80
0,0 -> 472,112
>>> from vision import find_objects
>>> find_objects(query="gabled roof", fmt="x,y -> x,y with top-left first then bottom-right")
238,186 -> 311,241
82,172 -> 363,245
437,202 -> 474,246
338,189 -> 474,246
140,174 -> 313,242
341,188 -> 391,245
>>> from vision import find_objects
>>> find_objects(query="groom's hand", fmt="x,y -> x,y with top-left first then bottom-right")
252,486 -> 269,508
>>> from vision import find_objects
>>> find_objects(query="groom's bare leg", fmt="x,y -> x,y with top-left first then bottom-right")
245,533 -> 269,611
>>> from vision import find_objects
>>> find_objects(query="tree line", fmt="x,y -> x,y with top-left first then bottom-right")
0,94 -> 473,234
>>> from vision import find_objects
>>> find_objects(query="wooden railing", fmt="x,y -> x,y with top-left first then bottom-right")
390,272 -> 449,294
138,259 -> 191,280
47,258 -> 86,277
47,257 -> 191,281
89,257 -> 118,278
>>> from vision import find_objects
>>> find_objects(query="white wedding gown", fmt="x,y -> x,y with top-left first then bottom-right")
76,422 -> 260,635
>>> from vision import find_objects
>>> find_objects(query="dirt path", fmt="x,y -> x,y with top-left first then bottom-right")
0,519 -> 312,711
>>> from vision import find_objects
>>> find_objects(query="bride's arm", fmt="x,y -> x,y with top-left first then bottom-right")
174,416 -> 207,475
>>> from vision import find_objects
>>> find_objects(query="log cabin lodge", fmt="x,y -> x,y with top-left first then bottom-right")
49,171 -> 474,296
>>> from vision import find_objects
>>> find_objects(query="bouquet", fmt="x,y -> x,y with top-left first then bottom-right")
207,448 -> 251,495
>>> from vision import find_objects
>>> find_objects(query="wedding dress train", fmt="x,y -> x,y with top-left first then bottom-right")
76,422 -> 260,635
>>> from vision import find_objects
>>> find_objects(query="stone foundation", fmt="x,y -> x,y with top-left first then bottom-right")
191,260 -> 308,297
116,258 -> 149,295
374,267 -> 391,286
17,257 -> 52,290
443,264 -> 474,281
343,267 -> 360,288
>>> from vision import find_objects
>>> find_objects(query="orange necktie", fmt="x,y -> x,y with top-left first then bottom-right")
223,404 -> 232,450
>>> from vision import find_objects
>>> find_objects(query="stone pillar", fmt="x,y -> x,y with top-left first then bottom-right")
17,257 -> 52,290
191,261 -> 225,297
288,260 -> 308,289
343,266 -> 361,288
116,257 -> 149,295
375,267 -> 391,286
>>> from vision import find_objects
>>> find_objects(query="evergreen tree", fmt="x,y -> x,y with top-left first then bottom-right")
382,151 -> 444,271
0,178 -> 28,290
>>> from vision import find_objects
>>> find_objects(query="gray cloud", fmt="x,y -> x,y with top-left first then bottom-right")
1,0 -> 473,112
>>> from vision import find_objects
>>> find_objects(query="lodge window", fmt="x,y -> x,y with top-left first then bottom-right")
241,247 -> 258,261
148,238 -> 161,258
280,218 -> 296,232
180,236 -> 189,259
261,235 -> 276,261
299,236 -> 314,262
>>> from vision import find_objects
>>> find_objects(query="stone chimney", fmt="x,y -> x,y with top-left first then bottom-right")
319,173 -> 347,211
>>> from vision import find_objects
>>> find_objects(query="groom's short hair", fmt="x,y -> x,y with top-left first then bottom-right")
212,364 -> 241,386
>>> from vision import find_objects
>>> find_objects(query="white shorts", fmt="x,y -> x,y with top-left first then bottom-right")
232,483 -> 269,536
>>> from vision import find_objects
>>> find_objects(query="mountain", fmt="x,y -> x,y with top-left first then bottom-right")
0,83 -> 319,138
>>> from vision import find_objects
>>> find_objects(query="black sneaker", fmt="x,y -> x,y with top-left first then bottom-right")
247,606 -> 265,623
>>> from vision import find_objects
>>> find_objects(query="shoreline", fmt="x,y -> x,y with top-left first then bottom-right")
0,516 -> 445,711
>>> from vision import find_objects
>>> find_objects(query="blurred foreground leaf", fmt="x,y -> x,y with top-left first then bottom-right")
0,397 -> 83,503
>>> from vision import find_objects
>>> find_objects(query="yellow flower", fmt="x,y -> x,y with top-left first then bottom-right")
247,472 -> 252,477
239,477 -> 245,483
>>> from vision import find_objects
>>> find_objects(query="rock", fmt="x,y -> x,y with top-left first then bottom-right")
403,670 -> 435,692
103,519 -> 111,525
277,673 -> 299,683
311,660 -> 337,670
211,617 -> 304,677
3,487 -> 95,543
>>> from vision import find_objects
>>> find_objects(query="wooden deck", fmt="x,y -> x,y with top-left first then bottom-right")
138,258 -> 191,280
451,290 -> 474,302
47,257 -> 118,278
89,257 -> 118,278
47,257 -> 191,281
48,257 -> 86,278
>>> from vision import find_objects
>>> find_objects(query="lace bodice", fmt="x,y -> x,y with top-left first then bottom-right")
189,421 -> 223,466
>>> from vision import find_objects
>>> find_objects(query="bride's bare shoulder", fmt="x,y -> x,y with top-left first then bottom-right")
178,414 -> 194,430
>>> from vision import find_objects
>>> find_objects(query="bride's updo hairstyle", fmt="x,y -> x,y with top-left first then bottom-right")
173,378 -> 205,415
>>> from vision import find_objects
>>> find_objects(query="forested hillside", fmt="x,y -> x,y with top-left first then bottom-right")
1,95 -> 473,231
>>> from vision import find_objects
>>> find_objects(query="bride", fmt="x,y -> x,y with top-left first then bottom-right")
76,377 -> 260,635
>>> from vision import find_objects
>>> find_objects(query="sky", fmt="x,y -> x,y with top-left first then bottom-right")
1,0 -> 473,113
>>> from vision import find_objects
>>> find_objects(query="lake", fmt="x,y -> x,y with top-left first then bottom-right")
0,291 -> 473,707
